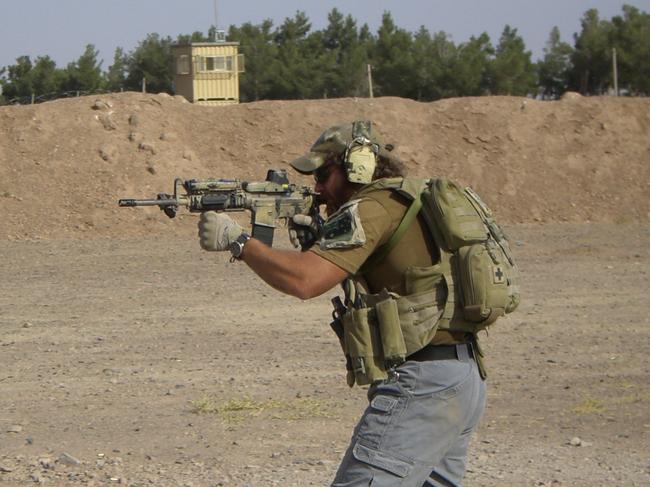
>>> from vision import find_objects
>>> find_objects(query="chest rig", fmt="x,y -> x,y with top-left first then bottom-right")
329,178 -> 520,386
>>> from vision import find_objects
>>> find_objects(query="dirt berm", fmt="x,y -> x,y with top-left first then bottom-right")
0,92 -> 648,240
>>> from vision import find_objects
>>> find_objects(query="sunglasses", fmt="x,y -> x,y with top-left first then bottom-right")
313,163 -> 337,184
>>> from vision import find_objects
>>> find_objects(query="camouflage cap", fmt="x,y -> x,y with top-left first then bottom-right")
290,121 -> 386,174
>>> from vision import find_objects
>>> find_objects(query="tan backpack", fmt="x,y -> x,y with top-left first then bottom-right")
361,177 -> 520,330
423,179 -> 520,325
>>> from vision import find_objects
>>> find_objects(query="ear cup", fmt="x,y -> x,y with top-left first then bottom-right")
344,144 -> 377,184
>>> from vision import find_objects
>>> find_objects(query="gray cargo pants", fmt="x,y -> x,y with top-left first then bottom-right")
331,345 -> 486,487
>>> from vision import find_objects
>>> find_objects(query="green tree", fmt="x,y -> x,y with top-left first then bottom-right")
372,12 -> 415,96
354,23 -> 376,97
449,33 -> 494,96
429,31 -> 459,99
409,28 -> 457,101
62,44 -> 104,92
30,56 -> 63,96
410,27 -> 435,100
0,55 -> 65,101
106,47 -> 128,92
125,33 -> 174,93
176,31 -> 211,45
269,11 -> 320,99
2,56 -> 35,100
537,26 -> 573,98
0,67 -> 6,103
320,9 -> 372,98
228,20 -> 279,101
5,8 -> 647,103
490,25 -> 536,95
569,9 -> 613,94
320,7 -> 350,97
611,5 -> 650,95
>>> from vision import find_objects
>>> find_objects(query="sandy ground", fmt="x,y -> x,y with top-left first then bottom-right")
1,223 -> 649,486
1,93 -> 649,485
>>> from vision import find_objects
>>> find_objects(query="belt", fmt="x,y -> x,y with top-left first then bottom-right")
407,343 -> 474,362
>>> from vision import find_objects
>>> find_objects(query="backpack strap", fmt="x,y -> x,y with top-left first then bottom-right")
436,248 -> 457,328
357,186 -> 423,275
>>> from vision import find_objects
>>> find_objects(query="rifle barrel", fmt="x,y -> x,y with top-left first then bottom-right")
118,199 -> 179,207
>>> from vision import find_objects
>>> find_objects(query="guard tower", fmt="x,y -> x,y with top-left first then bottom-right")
172,41 -> 244,106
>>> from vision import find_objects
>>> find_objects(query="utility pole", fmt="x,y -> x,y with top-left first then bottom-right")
612,48 -> 619,96
367,64 -> 374,99
212,0 -> 225,41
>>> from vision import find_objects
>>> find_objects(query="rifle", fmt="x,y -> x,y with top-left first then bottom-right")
118,169 -> 318,246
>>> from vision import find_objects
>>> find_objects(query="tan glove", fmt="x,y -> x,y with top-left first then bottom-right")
198,212 -> 244,251
288,214 -> 322,251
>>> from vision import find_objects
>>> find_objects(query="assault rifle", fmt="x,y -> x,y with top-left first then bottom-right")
118,169 -> 318,246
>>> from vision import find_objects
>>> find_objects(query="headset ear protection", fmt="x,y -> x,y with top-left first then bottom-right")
343,121 -> 379,184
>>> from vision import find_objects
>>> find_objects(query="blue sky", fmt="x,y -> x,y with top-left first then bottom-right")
1,0 -> 648,70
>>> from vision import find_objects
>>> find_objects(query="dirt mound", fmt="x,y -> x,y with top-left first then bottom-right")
0,92 -> 648,240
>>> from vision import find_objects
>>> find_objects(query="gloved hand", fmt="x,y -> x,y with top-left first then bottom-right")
198,212 -> 244,251
288,213 -> 323,251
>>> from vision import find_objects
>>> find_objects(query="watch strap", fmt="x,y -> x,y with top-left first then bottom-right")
229,232 -> 251,261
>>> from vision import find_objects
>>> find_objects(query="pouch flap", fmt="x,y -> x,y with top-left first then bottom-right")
352,442 -> 413,478
370,395 -> 397,413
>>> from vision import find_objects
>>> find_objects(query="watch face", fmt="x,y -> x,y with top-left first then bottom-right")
230,233 -> 250,259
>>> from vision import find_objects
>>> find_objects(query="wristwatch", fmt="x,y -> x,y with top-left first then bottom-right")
229,232 -> 251,260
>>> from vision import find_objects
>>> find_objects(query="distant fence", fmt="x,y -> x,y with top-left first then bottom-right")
1,85 -> 644,107
0,89 -> 118,106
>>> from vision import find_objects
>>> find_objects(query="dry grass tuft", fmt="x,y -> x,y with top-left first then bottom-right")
191,396 -> 335,424
571,397 -> 605,415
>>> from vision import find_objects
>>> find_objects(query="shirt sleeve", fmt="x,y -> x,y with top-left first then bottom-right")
310,198 -> 395,275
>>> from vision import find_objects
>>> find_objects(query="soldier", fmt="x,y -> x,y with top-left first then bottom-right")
198,121 -> 487,487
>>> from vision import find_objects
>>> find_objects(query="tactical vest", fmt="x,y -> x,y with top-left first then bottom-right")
331,177 -> 520,386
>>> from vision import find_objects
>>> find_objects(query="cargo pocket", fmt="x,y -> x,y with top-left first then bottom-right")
352,442 -> 413,479
356,394 -> 401,449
